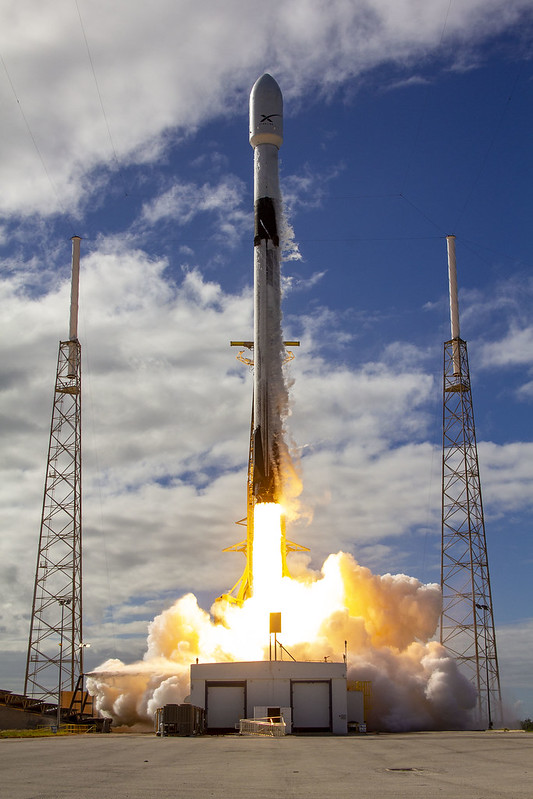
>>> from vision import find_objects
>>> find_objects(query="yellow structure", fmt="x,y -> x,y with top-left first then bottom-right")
347,680 -> 373,724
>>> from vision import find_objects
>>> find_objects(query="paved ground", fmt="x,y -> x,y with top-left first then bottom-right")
1,730 -> 531,799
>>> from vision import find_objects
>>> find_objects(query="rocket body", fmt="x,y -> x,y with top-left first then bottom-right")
218,74 -> 302,604
249,74 -> 284,503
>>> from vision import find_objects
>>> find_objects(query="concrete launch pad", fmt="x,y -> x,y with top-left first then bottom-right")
2,730 -> 531,799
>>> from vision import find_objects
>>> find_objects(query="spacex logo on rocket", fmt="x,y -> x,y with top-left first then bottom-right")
259,113 -> 281,124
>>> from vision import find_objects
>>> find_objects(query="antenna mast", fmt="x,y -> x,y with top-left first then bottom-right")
440,235 -> 502,728
24,237 -> 84,713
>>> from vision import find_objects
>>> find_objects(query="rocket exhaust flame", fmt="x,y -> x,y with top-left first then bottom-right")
252,503 -> 283,602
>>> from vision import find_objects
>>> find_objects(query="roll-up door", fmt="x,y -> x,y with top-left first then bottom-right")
205,681 -> 246,732
291,680 -> 331,732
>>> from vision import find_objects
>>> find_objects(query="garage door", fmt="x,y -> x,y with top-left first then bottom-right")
206,682 -> 246,732
291,680 -> 331,731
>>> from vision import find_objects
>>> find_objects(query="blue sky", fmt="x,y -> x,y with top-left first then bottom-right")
0,0 -> 532,719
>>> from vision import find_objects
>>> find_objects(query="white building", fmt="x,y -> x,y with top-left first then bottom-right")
188,660 -> 357,735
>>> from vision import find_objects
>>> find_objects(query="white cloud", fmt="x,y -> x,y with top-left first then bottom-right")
0,244 -> 254,660
140,175 -> 247,245
384,75 -> 431,91
479,325 -> 533,368
459,274 -> 533,399
1,233 -> 531,700
282,270 -> 327,293
479,441 -> 533,513
496,618 -> 533,719
461,273 -> 533,334
286,344 -> 441,559
281,164 -> 345,213
517,381 -> 533,401
1,0 -> 531,216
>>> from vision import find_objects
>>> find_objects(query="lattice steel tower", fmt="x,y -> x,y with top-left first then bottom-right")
24,237 -> 84,705
440,235 -> 502,728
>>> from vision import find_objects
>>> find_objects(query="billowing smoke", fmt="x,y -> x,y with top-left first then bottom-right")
87,551 -> 476,731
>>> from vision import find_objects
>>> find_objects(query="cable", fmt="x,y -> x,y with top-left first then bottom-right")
399,194 -> 447,235
78,308 -> 120,659
399,0 -> 453,194
0,50 -> 68,216
458,236 -> 531,269
74,0 -> 128,196
453,64 -> 523,230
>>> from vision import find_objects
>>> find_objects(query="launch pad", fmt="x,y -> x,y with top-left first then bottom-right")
4,732 -> 533,799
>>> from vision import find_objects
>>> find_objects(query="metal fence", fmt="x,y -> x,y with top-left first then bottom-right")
239,717 -> 287,737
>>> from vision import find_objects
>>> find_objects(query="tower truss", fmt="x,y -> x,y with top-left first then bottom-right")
24,238 -> 83,705
440,337 -> 502,727
24,340 -> 82,701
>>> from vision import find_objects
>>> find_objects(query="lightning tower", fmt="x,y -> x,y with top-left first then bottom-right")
440,235 -> 502,728
24,237 -> 84,709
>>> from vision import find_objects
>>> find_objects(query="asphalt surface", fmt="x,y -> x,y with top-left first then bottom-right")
1,730 -> 531,798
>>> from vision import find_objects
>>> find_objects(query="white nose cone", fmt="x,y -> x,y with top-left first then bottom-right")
249,73 -> 283,149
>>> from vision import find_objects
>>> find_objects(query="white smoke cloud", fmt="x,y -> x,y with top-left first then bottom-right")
87,551 -> 477,731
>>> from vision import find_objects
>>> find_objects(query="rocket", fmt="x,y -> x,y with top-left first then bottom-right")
219,74 -> 305,604
249,73 -> 284,503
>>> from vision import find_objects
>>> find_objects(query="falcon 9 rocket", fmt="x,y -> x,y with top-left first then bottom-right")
249,73 -> 284,503
220,74 -> 305,605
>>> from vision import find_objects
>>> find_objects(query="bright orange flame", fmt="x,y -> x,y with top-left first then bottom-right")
212,501 -> 345,656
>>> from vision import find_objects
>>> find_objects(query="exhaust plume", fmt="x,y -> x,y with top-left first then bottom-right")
87,551 -> 476,731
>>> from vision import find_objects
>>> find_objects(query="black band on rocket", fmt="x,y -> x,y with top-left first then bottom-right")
254,196 -> 279,247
